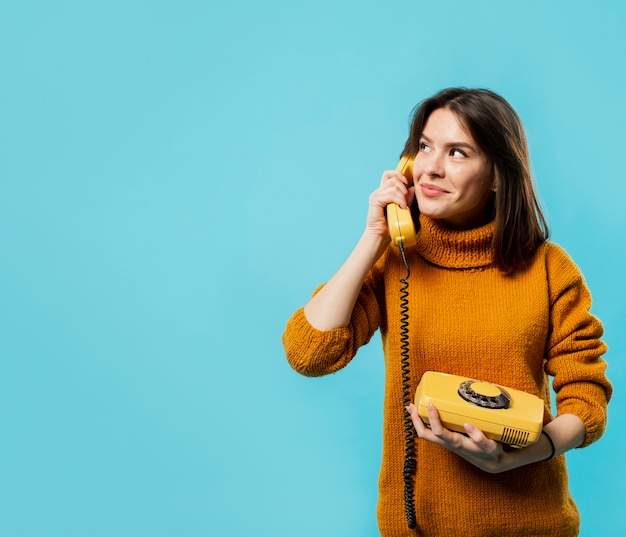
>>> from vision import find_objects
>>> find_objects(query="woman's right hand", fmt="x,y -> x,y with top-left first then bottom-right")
365,169 -> 415,241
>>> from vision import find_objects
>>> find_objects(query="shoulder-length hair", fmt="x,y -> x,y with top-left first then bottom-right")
402,87 -> 549,274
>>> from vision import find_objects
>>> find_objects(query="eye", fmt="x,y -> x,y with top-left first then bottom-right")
419,142 -> 431,152
450,148 -> 466,158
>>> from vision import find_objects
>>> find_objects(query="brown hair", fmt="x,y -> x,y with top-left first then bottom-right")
402,87 -> 549,274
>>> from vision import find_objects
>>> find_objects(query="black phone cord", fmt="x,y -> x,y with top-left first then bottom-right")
398,242 -> 417,530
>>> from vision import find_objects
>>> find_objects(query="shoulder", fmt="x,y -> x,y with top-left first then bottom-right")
536,241 -> 584,279
534,242 -> 593,306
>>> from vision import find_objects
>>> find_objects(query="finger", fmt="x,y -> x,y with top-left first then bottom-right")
426,403 -> 468,448
381,180 -> 412,209
427,403 -> 446,435
406,403 -> 427,434
463,423 -> 492,448
371,187 -> 410,212
463,423 -> 497,452
407,185 -> 416,206
381,170 -> 409,187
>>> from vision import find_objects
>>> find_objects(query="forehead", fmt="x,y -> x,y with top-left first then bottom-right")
422,108 -> 474,143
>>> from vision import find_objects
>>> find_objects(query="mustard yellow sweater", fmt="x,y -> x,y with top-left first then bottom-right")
282,216 -> 611,537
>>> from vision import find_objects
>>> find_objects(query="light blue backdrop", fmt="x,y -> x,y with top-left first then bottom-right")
1,1 -> 624,536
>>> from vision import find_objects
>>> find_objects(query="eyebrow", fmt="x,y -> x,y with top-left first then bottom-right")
420,134 -> 476,151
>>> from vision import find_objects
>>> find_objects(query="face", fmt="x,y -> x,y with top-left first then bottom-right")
412,107 -> 494,230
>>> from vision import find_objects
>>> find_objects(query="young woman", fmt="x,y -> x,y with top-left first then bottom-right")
282,88 -> 611,536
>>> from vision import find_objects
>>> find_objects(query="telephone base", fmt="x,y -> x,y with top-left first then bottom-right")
414,371 -> 544,447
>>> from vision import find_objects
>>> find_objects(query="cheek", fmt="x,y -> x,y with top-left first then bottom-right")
411,163 -> 425,183
463,183 -> 490,202
453,168 -> 492,197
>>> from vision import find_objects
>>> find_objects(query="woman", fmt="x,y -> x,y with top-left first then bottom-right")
282,88 -> 611,536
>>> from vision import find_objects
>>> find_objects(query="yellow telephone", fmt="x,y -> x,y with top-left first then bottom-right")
386,156 -> 418,247
414,372 -> 544,447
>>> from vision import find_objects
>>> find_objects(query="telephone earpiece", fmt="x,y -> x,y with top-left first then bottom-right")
387,156 -> 418,247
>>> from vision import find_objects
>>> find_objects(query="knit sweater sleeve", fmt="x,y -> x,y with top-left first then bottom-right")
281,256 -> 386,377
544,243 -> 612,447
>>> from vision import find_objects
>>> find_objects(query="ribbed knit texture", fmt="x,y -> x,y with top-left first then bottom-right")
282,216 -> 611,537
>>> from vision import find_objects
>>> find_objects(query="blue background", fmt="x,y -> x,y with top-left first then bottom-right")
1,0 -> 624,535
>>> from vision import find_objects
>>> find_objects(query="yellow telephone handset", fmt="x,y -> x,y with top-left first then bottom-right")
387,156 -> 417,247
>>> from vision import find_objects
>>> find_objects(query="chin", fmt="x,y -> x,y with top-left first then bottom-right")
416,204 -> 449,221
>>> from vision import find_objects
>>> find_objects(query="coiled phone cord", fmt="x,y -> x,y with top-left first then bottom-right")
398,242 -> 417,530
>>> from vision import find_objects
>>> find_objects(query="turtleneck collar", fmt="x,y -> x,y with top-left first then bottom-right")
413,216 -> 495,269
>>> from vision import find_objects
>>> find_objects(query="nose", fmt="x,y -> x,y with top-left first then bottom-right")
424,151 -> 445,177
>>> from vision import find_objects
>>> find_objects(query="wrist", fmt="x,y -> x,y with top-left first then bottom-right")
359,229 -> 391,258
541,430 -> 556,461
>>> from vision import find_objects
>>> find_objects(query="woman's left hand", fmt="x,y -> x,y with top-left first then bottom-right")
406,402 -> 585,473
406,402 -> 512,473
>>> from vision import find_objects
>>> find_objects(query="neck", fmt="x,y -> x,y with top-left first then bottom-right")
414,216 -> 495,270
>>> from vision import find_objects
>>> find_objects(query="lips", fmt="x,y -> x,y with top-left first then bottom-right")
420,183 -> 449,197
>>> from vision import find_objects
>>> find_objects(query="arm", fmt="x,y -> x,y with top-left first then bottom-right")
543,243 -> 612,446
304,169 -> 414,330
283,168 -> 415,376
